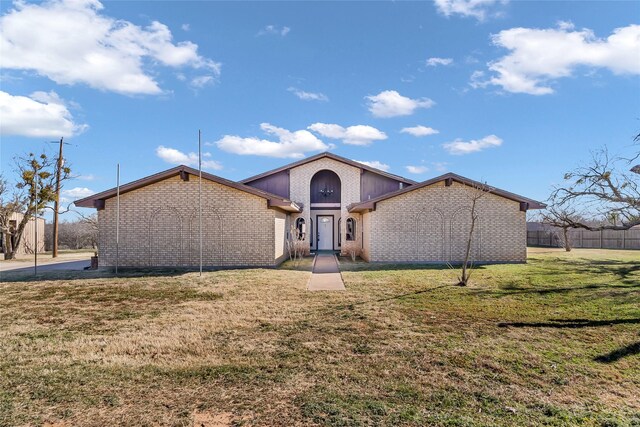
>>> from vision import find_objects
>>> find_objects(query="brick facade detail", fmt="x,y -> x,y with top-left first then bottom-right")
363,181 -> 526,263
288,157 -> 362,256
97,175 -> 280,268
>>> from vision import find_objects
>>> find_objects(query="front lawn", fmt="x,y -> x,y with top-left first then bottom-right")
0,248 -> 638,426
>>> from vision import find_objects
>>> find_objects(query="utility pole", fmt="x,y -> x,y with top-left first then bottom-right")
51,137 -> 67,258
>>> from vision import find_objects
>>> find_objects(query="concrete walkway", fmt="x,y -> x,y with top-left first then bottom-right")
308,253 -> 345,291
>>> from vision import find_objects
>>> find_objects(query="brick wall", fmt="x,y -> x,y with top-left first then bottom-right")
97,175 -> 279,268
367,181 -> 526,263
289,158 -> 362,255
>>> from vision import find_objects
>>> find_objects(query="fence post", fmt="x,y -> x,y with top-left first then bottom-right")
623,229 -> 626,249
580,229 -> 583,248
600,229 -> 603,249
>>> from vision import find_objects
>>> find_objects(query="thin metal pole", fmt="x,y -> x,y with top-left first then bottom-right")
34,170 -> 38,276
116,164 -> 120,275
199,130 -> 203,277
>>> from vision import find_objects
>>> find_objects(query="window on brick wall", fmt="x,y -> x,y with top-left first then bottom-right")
346,218 -> 356,241
295,217 -> 306,240
310,218 -> 314,246
338,218 -> 342,247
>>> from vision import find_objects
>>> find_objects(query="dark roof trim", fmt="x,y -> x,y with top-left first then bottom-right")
240,151 -> 417,185
348,172 -> 546,213
74,165 -> 301,212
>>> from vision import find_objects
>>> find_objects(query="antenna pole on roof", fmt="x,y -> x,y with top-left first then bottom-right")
116,163 -> 120,276
199,129 -> 203,277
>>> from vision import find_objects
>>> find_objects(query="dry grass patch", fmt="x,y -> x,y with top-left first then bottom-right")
1,249 -> 638,426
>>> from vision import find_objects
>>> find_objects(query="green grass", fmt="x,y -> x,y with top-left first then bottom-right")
0,248 -> 638,426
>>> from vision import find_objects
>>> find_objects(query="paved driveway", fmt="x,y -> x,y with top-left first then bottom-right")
0,259 -> 91,274
0,252 -> 93,275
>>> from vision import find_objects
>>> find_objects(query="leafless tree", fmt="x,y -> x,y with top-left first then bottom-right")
538,205 -> 583,251
549,135 -> 639,230
286,224 -> 306,265
0,175 -> 25,257
2,153 -> 71,259
452,181 -> 493,287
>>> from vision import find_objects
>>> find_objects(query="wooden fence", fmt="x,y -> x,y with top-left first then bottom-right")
527,229 -> 640,250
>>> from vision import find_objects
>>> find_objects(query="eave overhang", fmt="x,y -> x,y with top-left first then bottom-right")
348,172 -> 546,213
268,200 -> 302,213
74,165 -> 300,211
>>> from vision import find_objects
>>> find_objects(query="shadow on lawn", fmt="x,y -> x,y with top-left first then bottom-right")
470,282 -> 639,299
498,318 -> 640,328
0,268 -> 194,283
594,341 -> 640,363
541,258 -> 640,283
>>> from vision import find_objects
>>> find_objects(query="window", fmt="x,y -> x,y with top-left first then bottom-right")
346,218 -> 356,241
295,217 -> 306,240
338,218 -> 342,247
310,218 -> 314,246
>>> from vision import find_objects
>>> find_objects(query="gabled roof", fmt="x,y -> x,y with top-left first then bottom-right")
348,172 -> 546,213
74,165 -> 301,212
240,151 -> 417,185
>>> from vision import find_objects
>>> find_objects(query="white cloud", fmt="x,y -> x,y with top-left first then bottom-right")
0,90 -> 88,138
181,23 -> 190,32
214,123 -> 329,159
62,187 -> 95,199
443,134 -> 503,155
156,146 -> 223,170
257,25 -> 290,37
287,87 -> 328,102
426,57 -> 453,67
434,0 -> 508,21
355,160 -> 390,172
191,75 -> 215,88
400,125 -> 439,137
308,123 -> 387,146
366,90 -> 435,118
0,0 -> 220,95
480,23 -> 640,95
406,165 -> 428,174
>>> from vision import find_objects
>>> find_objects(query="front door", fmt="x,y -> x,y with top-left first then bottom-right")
317,216 -> 333,250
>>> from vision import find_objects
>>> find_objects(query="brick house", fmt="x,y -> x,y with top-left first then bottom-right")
75,152 -> 544,268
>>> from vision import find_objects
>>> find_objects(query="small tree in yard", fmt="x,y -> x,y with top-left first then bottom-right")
538,205 -> 582,252
453,182 -> 493,287
286,224 -> 306,265
0,153 -> 70,260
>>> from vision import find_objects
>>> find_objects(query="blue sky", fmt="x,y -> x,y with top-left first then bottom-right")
1,0 -> 639,220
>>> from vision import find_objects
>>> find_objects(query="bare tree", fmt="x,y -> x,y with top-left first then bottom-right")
0,175 -> 25,256
453,182 -> 493,287
286,224 -> 306,265
2,153 -> 71,259
549,137 -> 639,230
538,205 -> 584,252
79,213 -> 99,249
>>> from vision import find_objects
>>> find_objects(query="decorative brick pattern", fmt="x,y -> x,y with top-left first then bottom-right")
366,181 -> 526,263
289,158 -> 362,255
98,175 -> 278,268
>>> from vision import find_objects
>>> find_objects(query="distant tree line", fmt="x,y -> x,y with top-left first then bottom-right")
44,214 -> 98,251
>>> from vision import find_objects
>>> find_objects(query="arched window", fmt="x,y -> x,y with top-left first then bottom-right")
295,217 -> 306,240
346,218 -> 356,241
